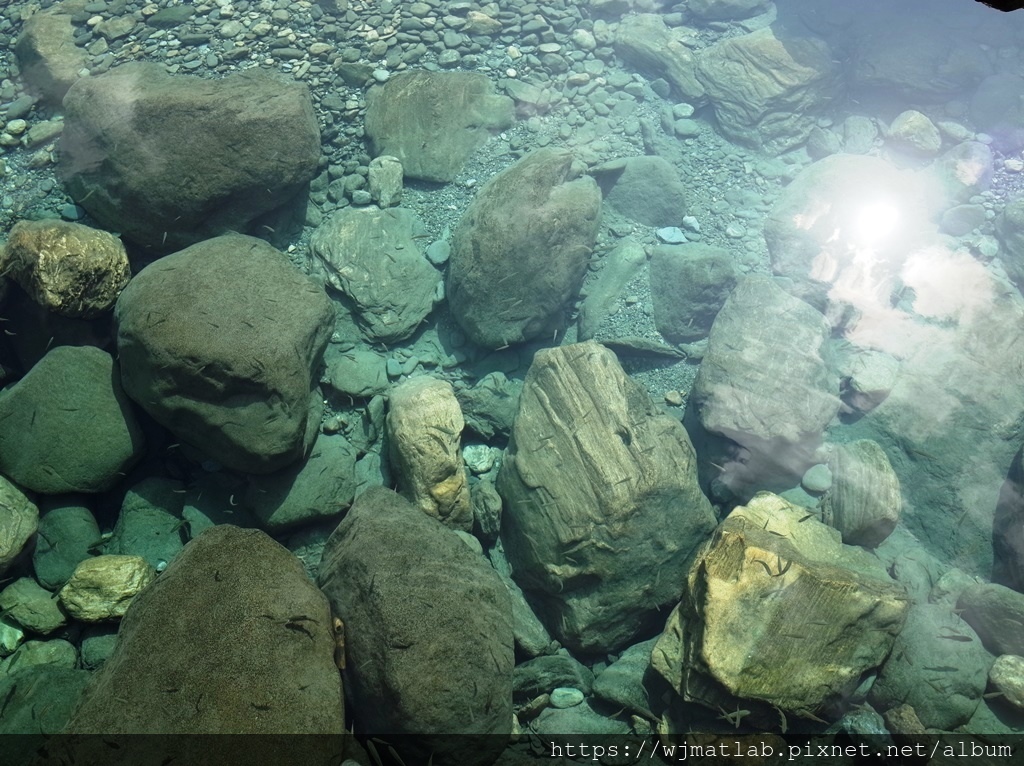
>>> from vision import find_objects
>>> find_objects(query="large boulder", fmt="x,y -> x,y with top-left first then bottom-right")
386,377 -> 473,531
14,11 -> 86,104
447,148 -> 601,349
309,207 -> 438,344
695,27 -> 837,153
53,527 -> 344,764
691,277 -> 840,496
497,342 -> 717,654
115,235 -> 335,474
0,345 -> 144,494
59,63 -> 320,253
613,14 -> 705,102
364,70 -> 514,183
649,243 -> 737,344
593,156 -> 687,228
0,219 -> 130,319
654,493 -> 908,726
317,487 -> 512,766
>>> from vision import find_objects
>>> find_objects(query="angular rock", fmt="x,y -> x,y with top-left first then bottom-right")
593,156 -> 687,228
0,345 -> 144,494
659,493 -> 908,724
691,277 -> 839,494
58,526 -> 344,760
592,638 -> 659,719
317,487 -> 512,766
989,655 -> 1024,711
613,14 -> 705,102
364,70 -> 513,183
695,27 -> 837,153
869,603 -> 990,730
115,235 -> 334,474
578,239 -> 646,341
821,440 -> 901,548
513,654 -> 594,702
0,577 -> 66,635
497,342 -> 717,654
0,478 -> 38,577
368,155 -> 403,208
957,582 -> 1024,657
836,347 -> 899,415
649,243 -> 737,344
33,496 -> 102,590
243,433 -> 359,531
387,377 -> 472,531
0,638 -> 78,675
60,63 -> 320,252
447,148 -> 601,349
887,110 -> 942,156
456,371 -> 522,441
310,207 -> 437,344
14,11 -> 86,104
106,477 -> 186,570
1,220 -> 129,318
58,555 -> 155,622
487,540 -> 553,658
323,345 -> 389,398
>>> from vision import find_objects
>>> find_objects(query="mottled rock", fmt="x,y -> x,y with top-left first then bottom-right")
660,493 -> 908,724
58,555 -> 155,622
364,70 -> 513,183
447,148 -> 601,349
387,377 -> 472,531
887,110 -> 942,155
613,14 -> 705,102
60,63 -> 320,252
0,578 -> 67,635
0,638 -> 77,676
989,655 -> 1024,711
695,27 -> 837,153
0,220 -> 129,318
0,478 -> 38,577
821,440 -> 900,548
317,488 -> 512,766
0,346 -> 144,494
837,347 -> 899,415
497,342 -> 717,654
310,207 -> 437,344
14,12 -> 86,104
58,526 -> 344,760
367,155 -> 403,208
869,604 -> 990,730
649,243 -> 737,344
115,235 -> 334,474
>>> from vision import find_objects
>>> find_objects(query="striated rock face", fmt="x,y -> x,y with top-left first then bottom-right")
654,493 -> 908,725
387,376 -> 473,531
317,488 -> 512,766
59,63 -> 320,253
497,341 -> 717,655
695,27 -> 837,153
310,207 -> 438,344
115,235 -> 334,474
1,220 -> 129,318
691,276 -> 839,496
447,148 -> 601,349
364,70 -> 514,183
821,440 -> 901,548
0,345 -> 145,494
55,527 -> 344,764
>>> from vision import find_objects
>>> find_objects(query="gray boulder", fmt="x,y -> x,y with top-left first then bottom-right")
870,604 -> 991,730
14,11 -> 85,104
695,27 -> 837,153
649,243 -> 737,344
115,235 -> 334,474
958,582 -> 1024,657
613,14 -> 705,102
310,207 -> 438,344
59,63 -> 320,253
33,497 -> 101,590
497,342 -> 717,654
364,70 -> 513,183
691,277 -> 839,494
594,156 -> 687,228
317,487 -> 512,766
0,346 -> 144,494
456,372 -> 523,441
106,477 -> 186,570
62,526 -> 345,742
447,148 -> 601,349
821,440 -> 901,548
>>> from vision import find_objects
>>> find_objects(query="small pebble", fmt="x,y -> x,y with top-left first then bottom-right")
656,227 -> 687,244
549,687 -> 585,709
664,390 -> 683,406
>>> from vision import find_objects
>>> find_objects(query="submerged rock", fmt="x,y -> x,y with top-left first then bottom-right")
497,341 -> 716,654
821,440 -> 901,548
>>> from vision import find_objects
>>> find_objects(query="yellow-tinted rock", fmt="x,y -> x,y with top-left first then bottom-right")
59,555 -> 155,621
1,219 -> 129,318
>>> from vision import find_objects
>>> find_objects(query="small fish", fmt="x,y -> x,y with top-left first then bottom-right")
924,665 -> 959,672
